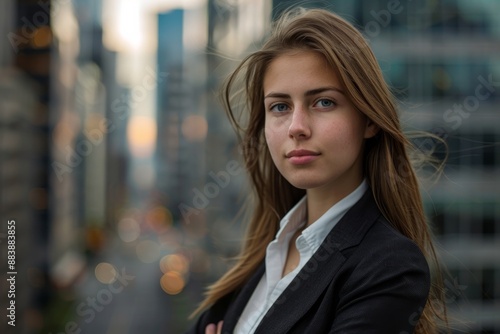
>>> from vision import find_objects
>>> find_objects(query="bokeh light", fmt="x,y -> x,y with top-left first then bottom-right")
95,262 -> 118,284
160,271 -> 185,295
159,254 -> 189,275
117,217 -> 141,243
32,26 -> 52,48
146,206 -> 173,233
127,115 -> 157,158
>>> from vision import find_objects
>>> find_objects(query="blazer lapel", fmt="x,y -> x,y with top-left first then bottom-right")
255,189 -> 382,334
222,261 -> 266,332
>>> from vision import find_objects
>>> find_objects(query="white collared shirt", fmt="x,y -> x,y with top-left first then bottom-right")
234,180 -> 368,334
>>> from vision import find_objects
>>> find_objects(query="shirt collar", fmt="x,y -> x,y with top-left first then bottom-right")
274,196 -> 307,241
275,179 -> 369,250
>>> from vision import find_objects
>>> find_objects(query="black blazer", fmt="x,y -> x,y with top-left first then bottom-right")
186,189 -> 430,333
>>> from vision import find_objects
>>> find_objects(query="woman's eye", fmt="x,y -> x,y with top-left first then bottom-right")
270,103 -> 289,112
314,99 -> 335,108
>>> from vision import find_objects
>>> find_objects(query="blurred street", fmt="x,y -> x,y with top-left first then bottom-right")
46,226 -> 196,334
74,234 -> 173,334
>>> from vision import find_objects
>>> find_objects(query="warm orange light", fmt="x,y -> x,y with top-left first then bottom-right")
146,206 -> 173,233
159,254 -> 189,274
160,271 -> 185,295
95,263 -> 118,284
32,26 -> 52,48
127,115 -> 157,158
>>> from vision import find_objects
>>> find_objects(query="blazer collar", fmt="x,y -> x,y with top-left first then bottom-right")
222,188 -> 381,334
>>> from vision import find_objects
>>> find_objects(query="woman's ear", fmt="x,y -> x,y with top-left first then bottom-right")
364,118 -> 380,139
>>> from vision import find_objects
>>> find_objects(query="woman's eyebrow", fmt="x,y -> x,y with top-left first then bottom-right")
305,86 -> 345,96
264,86 -> 345,99
264,92 -> 290,99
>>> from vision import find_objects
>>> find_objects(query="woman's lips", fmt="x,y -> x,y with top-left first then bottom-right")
286,149 -> 320,165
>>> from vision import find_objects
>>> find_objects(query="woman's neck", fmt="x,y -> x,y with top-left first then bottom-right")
305,177 -> 363,226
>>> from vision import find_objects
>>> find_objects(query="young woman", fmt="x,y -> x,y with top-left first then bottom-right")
187,8 -> 447,334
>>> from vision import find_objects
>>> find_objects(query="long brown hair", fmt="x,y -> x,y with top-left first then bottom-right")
195,8 -> 447,333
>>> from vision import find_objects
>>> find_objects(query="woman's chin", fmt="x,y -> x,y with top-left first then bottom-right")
286,178 -> 325,190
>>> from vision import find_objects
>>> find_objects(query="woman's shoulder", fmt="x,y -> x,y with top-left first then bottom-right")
336,215 -> 431,303
348,215 -> 430,270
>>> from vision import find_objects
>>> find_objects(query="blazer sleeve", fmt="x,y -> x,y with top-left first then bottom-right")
329,233 -> 431,333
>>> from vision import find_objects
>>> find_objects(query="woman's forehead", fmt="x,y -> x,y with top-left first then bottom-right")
263,51 -> 341,93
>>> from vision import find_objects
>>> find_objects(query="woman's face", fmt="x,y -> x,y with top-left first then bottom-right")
263,51 -> 378,196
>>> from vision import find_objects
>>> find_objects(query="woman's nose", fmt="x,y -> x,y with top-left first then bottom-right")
288,106 -> 311,139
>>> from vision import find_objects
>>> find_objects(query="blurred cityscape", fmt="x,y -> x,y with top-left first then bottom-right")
0,0 -> 499,333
